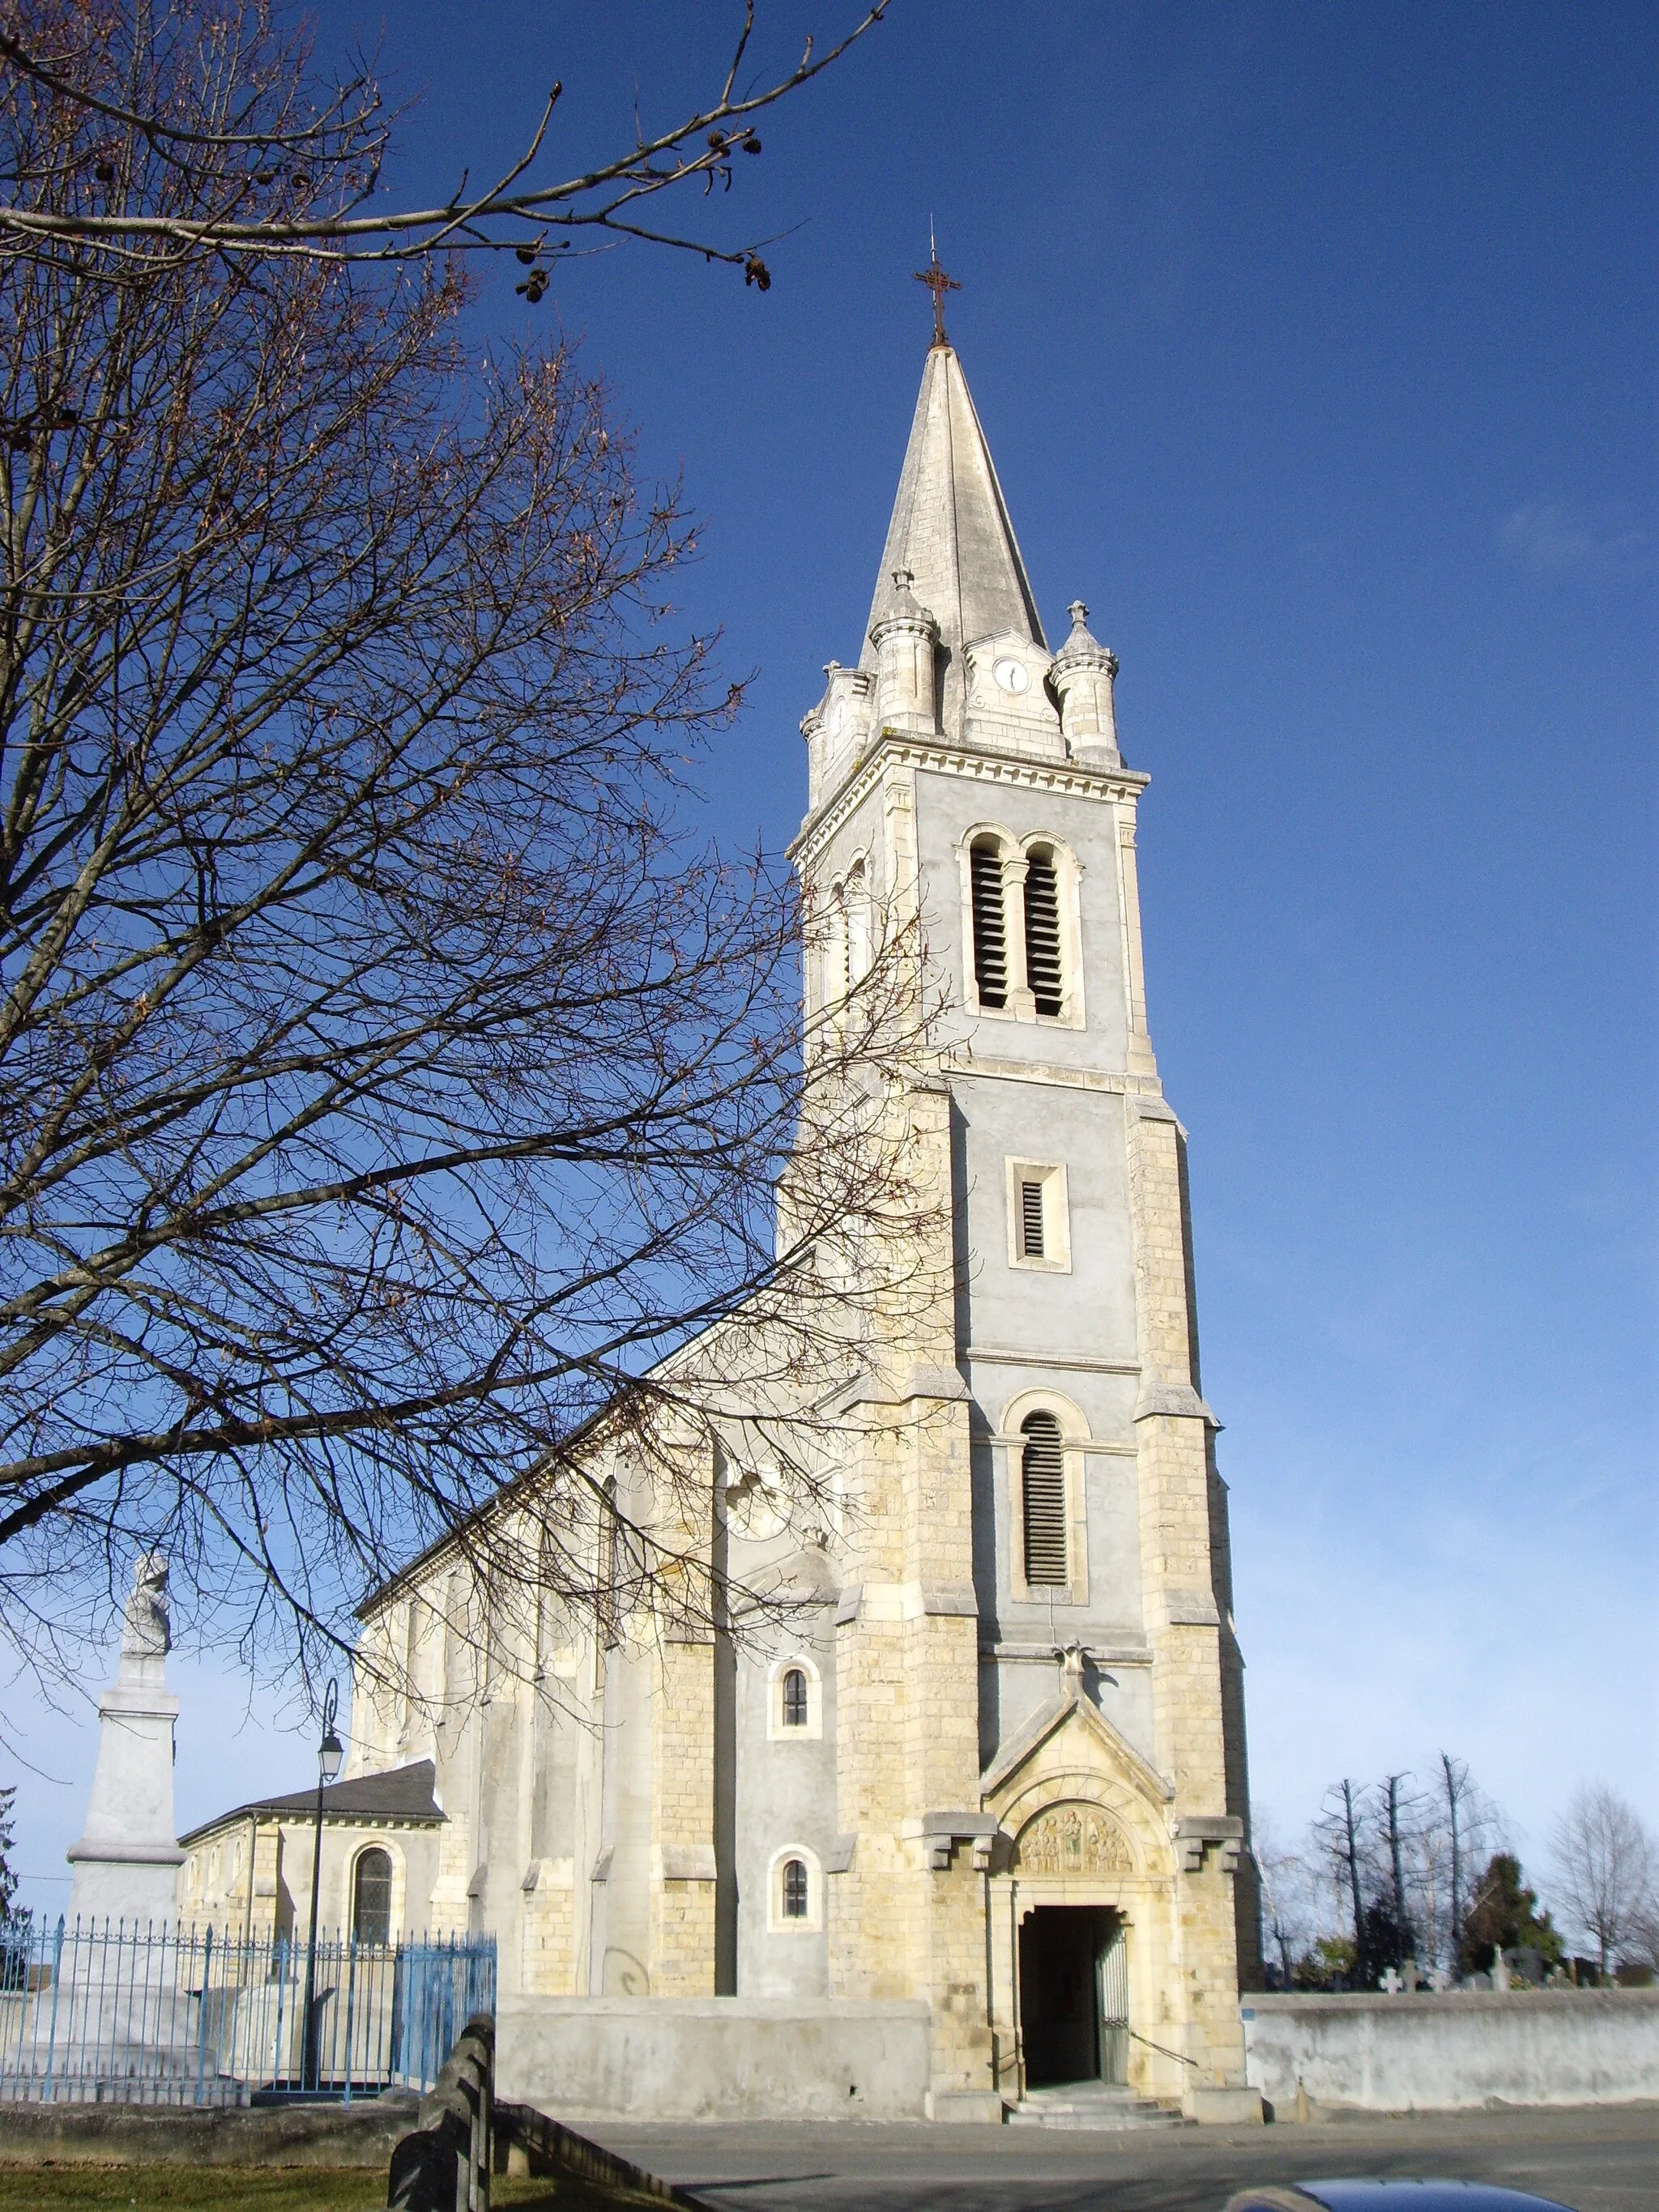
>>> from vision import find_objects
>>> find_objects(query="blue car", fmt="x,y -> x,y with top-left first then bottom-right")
1226,2187 -> 1576,2211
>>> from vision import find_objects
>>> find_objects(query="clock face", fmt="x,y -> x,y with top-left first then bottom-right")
992,655 -> 1030,696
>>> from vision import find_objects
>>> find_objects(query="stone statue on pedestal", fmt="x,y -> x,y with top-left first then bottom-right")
66,1553 -> 185,1927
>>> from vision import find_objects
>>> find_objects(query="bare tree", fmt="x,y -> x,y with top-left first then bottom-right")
0,1 -> 888,290
1439,1750 -> 1470,1965
0,2 -> 940,1699
1550,1784 -> 1657,1978
1315,1779 -> 1368,1972
1375,1771 -> 1424,1959
1252,1804 -> 1320,1986
1409,1751 -> 1507,1974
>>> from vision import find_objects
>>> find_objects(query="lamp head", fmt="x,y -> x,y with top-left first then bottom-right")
318,1679 -> 343,1782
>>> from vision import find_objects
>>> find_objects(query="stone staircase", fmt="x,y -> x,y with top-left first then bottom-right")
1008,2081 -> 1188,2130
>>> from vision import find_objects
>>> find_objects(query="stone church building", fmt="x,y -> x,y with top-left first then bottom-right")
315,331 -> 1259,2119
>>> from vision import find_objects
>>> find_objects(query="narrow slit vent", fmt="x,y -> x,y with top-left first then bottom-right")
970,846 -> 1007,1008
1020,1178 -> 1046,1259
1021,1412 -> 1068,1587
1024,855 -> 1064,1016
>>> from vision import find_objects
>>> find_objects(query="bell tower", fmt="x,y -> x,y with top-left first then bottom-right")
793,316 -> 1260,2117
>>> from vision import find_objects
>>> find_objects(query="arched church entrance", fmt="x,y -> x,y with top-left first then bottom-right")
1017,1905 -> 1129,2086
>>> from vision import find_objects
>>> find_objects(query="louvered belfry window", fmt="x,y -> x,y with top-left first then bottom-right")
970,842 -> 1008,1008
1024,851 -> 1064,1016
1021,1411 -> 1068,1587
1020,1178 -> 1047,1259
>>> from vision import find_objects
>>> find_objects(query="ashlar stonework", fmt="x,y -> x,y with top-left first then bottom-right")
199,333 -> 1261,2121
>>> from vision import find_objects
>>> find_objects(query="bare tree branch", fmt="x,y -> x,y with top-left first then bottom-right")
0,2 -> 890,291
0,0 -> 945,1698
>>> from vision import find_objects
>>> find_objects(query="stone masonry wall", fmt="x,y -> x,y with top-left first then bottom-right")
1126,1093 -> 1247,2087
649,1639 -> 718,1994
1243,1989 -> 1659,2112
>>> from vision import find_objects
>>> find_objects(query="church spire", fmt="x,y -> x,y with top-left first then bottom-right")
861,339 -> 1046,736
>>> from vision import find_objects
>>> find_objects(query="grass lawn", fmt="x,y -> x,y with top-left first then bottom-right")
0,2167 -> 659,2211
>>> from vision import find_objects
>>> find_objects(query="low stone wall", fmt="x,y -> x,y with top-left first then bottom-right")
1243,1989 -> 1659,2113
0,2092 -> 420,2166
496,1996 -> 933,2122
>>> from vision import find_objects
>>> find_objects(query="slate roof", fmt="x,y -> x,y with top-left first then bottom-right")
861,343 -> 1047,736
177,1758 -> 445,1845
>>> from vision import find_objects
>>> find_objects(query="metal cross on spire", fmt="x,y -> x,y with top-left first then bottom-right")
913,230 -> 961,348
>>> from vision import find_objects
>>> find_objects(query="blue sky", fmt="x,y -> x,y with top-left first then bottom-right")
6,0 -> 1653,1920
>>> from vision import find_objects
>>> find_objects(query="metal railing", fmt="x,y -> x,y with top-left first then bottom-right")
0,1917 -> 495,2108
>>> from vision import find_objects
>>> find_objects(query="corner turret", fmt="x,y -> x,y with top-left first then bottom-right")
1049,600 -> 1122,765
868,566 -> 940,735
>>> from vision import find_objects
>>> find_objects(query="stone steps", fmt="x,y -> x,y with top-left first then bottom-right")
1008,2082 -> 1188,2130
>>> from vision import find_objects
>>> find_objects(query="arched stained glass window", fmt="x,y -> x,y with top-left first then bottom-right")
781,1857 -> 809,1920
782,1667 -> 809,1728
352,1846 -> 393,1946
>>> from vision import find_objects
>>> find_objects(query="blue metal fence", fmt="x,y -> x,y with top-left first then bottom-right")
0,1918 -> 495,2108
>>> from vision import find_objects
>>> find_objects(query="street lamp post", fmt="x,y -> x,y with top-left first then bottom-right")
301,1680 -> 343,2092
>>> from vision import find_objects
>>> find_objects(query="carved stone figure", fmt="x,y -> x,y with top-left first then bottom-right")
120,1551 -> 172,1660
1014,1802 -> 1133,1877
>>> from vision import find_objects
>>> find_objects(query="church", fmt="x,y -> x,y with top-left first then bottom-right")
194,313 -> 1261,2121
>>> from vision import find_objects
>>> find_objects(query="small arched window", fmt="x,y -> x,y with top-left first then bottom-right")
1023,847 -> 1064,1016
352,1847 -> 393,1946
781,1667 -> 809,1728
781,1857 -> 810,1920
969,841 -> 1008,1009
1021,1412 -> 1068,1588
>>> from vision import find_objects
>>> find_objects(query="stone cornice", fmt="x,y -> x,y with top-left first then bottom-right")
966,1345 -> 1141,1376
178,1807 -> 443,1848
790,729 -> 1150,865
943,1051 -> 1167,1100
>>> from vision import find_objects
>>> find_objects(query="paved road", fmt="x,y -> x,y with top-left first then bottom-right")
582,2105 -> 1659,2212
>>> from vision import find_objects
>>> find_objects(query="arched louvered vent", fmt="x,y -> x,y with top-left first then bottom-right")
970,843 -> 1008,1008
1024,851 -> 1064,1016
826,882 -> 849,1013
845,862 -> 869,988
1021,1411 -> 1068,1587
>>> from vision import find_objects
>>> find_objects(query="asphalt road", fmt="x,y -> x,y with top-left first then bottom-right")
581,2105 -> 1659,2212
